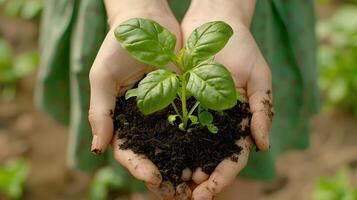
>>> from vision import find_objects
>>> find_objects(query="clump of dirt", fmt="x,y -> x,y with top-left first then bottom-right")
113,97 -> 252,186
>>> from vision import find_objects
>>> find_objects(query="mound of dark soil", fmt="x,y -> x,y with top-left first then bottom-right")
113,97 -> 252,186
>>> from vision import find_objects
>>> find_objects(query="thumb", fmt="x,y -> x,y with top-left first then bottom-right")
88,61 -> 117,155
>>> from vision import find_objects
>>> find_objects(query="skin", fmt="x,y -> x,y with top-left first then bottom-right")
181,1 -> 273,199
89,0 -> 189,199
89,0 -> 273,199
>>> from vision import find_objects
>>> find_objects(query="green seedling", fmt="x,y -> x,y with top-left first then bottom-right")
115,18 -> 239,133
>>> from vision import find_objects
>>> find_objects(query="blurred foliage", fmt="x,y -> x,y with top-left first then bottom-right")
0,0 -> 43,20
317,0 -> 357,4
90,167 -> 126,200
313,167 -> 357,200
0,38 -> 39,101
317,5 -> 357,116
0,159 -> 29,199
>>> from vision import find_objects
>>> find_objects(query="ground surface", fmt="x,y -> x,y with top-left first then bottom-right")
0,3 -> 356,200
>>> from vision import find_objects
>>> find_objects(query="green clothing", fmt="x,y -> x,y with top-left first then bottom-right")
37,0 -> 318,185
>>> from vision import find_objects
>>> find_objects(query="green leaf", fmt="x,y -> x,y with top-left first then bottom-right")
13,51 -> 39,78
4,0 -> 24,17
187,62 -> 237,110
179,123 -> 185,131
313,167 -> 357,200
168,115 -> 179,125
136,69 -> 179,115
0,38 -> 13,71
198,111 -> 213,126
188,115 -> 198,125
0,159 -> 29,199
184,21 -> 233,69
115,18 -> 176,68
90,167 -> 124,200
125,88 -> 138,100
21,0 -> 43,19
207,124 -> 219,134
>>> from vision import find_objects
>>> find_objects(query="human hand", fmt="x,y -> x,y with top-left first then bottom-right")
88,0 -> 191,199
181,0 -> 273,199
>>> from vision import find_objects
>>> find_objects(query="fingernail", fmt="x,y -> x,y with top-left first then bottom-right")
91,135 -> 102,155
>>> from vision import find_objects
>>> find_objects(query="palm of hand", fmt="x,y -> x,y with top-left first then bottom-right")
181,17 -> 273,200
89,9 -> 273,200
89,12 -> 191,200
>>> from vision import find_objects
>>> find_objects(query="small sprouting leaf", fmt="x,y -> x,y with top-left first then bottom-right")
168,115 -> 179,125
179,123 -> 185,131
136,69 -> 179,115
236,91 -> 242,102
207,124 -> 219,134
198,111 -> 213,126
187,62 -> 237,110
217,110 -> 224,116
189,115 -> 198,125
177,48 -> 186,67
115,18 -> 176,68
125,88 -> 138,100
184,21 -> 233,69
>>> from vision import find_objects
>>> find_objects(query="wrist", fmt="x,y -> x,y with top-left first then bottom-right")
104,0 -> 170,28
188,0 -> 256,27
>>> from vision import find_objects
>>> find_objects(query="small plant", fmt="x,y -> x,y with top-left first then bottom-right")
313,167 -> 357,200
0,38 -> 39,101
0,159 -> 29,199
0,0 -> 43,20
115,18 -> 239,133
317,5 -> 357,116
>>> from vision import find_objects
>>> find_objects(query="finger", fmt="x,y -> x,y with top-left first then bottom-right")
176,183 -> 192,200
192,138 -> 252,200
113,137 -> 162,186
89,31 -> 149,154
146,181 -> 175,200
181,168 -> 193,182
89,60 -> 117,154
192,168 -> 209,184
247,55 -> 273,151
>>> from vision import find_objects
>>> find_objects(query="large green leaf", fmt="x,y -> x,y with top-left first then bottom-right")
115,18 -> 176,68
136,69 -> 179,114
186,62 -> 236,110
184,21 -> 233,69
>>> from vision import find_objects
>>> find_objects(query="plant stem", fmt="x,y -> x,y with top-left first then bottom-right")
180,76 -> 188,128
170,53 -> 184,72
188,101 -> 200,116
171,102 -> 183,120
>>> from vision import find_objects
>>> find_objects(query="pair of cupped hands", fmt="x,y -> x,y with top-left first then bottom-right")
88,1 -> 272,199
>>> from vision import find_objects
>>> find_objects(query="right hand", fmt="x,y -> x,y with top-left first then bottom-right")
88,1 -> 191,199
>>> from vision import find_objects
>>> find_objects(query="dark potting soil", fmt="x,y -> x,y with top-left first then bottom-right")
113,97 -> 252,186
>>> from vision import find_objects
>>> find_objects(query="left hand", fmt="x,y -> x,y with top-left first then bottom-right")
181,0 -> 274,199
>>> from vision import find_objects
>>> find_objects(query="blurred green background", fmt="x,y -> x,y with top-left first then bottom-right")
0,0 -> 356,199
